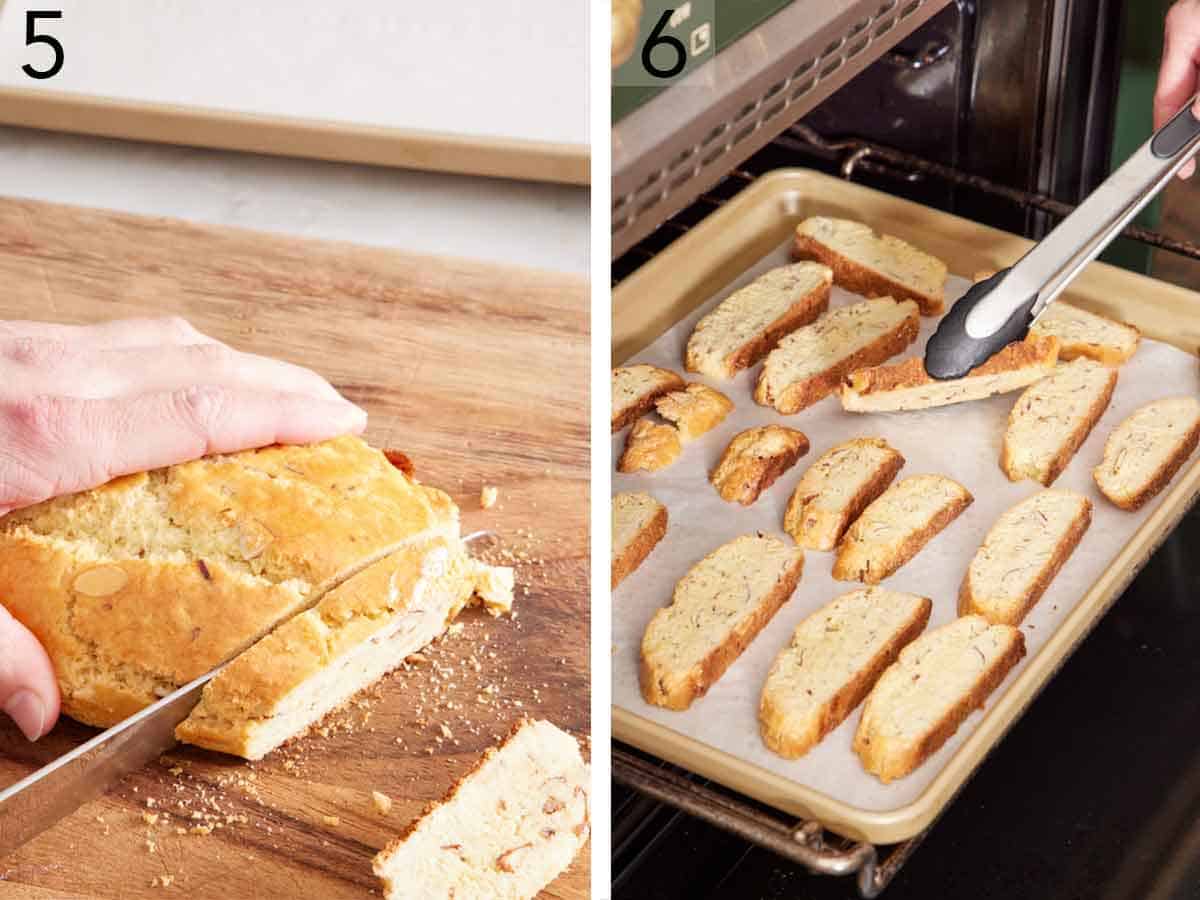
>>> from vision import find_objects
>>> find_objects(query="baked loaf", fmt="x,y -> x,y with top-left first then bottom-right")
710,426 -> 810,505
833,474 -> 972,584
755,298 -> 920,414
0,436 -> 471,729
617,419 -> 682,473
959,489 -> 1090,627
611,492 -> 668,589
372,719 -> 589,900
784,438 -> 905,551
641,534 -> 804,710
655,383 -> 733,441
177,535 -> 512,759
793,217 -> 948,315
612,364 -> 686,432
853,615 -> 1025,782
759,587 -> 930,759
840,337 -> 1060,413
1094,396 -> 1200,510
685,263 -> 832,378
1002,358 -> 1117,485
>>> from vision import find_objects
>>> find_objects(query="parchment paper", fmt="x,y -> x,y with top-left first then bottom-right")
612,239 -> 1200,815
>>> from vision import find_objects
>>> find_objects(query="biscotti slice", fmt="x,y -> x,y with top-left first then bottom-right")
755,298 -> 920,413
685,262 -> 832,378
833,474 -> 972,584
784,438 -> 905,551
841,336 -> 1060,413
759,587 -> 931,759
641,534 -> 804,709
176,537 -> 512,759
853,615 -> 1025,782
372,719 -> 589,900
612,364 -> 686,432
1002,358 -> 1117,485
794,217 -> 948,315
1028,303 -> 1139,365
959,489 -> 1091,626
617,418 -> 682,473
655,383 -> 734,441
612,492 -> 668,589
710,426 -> 810,506
1094,396 -> 1200,510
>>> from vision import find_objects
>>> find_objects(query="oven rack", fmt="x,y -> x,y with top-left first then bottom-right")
611,127 -> 1200,898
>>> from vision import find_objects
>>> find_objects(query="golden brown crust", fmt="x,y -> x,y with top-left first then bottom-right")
1000,368 -> 1117,486
756,310 -> 919,414
959,498 -> 1092,625
1095,415 -> 1200,511
640,553 -> 804,710
0,436 -> 457,728
758,596 -> 930,759
611,365 -> 687,432
617,419 -> 683,473
710,426 -> 810,506
844,336 -> 1060,396
794,235 -> 943,315
655,383 -> 734,441
853,626 -> 1025,782
611,502 -> 668,590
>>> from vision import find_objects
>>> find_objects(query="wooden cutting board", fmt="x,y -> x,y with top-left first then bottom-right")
0,199 -> 590,898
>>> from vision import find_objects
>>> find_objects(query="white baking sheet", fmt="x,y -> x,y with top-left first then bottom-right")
612,240 -> 1200,815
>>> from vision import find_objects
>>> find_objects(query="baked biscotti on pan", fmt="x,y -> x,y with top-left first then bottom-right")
710,426 -> 810,506
612,364 -> 686,432
833,474 -> 972,584
758,587 -> 931,759
1002,358 -> 1117,486
793,217 -> 948,315
755,298 -> 920,414
840,336 -> 1060,413
784,438 -> 905,551
685,262 -> 832,378
617,419 -> 682,473
177,535 -> 512,759
641,534 -> 804,710
1028,303 -> 1139,365
372,719 -> 589,900
611,492 -> 668,589
1094,396 -> 1200,510
655,382 -> 733,441
959,489 -> 1091,627
0,436 -> 467,730
853,615 -> 1025,783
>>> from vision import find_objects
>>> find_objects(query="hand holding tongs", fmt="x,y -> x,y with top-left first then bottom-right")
924,96 -> 1200,379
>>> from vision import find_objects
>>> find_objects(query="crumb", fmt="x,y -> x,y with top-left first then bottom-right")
142,812 -> 159,826
371,791 -> 393,815
480,485 -> 499,509
323,815 -> 340,827
151,874 -> 175,888
189,825 -> 214,836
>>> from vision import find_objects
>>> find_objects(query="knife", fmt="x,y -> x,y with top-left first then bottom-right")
0,529 -> 496,857
924,95 -> 1200,380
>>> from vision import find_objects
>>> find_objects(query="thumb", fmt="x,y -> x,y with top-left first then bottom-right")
0,606 -> 60,741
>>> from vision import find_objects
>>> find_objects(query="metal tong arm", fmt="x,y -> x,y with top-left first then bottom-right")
966,96 -> 1200,339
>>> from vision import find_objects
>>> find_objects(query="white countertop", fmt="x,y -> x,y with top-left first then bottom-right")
0,125 -> 589,275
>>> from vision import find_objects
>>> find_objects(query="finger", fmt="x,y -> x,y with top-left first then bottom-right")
0,605 -> 60,741
0,317 -> 219,354
1155,3 -> 1200,131
0,388 -> 367,509
44,344 -> 345,403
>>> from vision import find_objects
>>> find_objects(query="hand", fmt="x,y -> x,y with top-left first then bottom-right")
0,316 -> 367,739
1156,0 -> 1200,178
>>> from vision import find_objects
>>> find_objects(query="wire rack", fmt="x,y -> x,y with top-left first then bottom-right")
610,125 -> 1200,898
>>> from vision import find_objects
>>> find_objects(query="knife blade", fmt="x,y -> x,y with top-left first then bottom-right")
0,666 -> 220,858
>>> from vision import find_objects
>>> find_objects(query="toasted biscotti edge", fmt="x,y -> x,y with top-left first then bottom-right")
710,427 -> 810,506
612,365 -> 686,433
612,496 -> 668,590
755,305 -> 921,414
758,594 -> 931,759
1094,404 -> 1200,511
852,619 -> 1026,783
958,495 -> 1092,626
793,232 -> 945,316
639,549 -> 805,710
617,419 -> 682,473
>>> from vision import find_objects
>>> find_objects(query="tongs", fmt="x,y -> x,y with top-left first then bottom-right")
925,97 -> 1200,379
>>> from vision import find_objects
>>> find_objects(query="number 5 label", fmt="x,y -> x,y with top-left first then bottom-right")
23,10 -> 65,80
